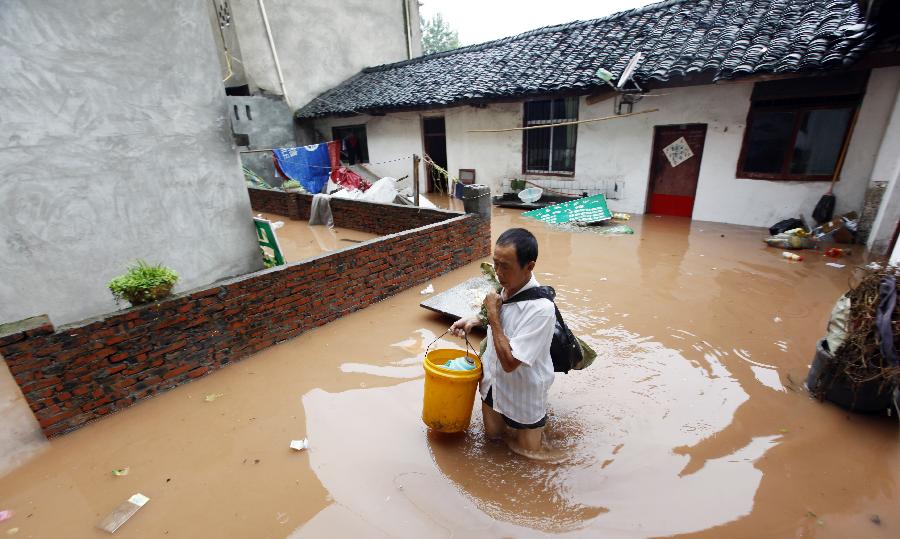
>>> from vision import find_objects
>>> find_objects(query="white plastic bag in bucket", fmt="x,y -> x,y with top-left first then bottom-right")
518,187 -> 543,203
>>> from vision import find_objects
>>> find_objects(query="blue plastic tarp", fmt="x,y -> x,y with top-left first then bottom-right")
274,144 -> 330,194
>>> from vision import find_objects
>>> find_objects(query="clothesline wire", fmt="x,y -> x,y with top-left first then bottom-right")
240,143 -> 414,169
466,108 -> 658,132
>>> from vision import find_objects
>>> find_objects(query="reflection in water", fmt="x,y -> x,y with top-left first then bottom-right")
256,211 -> 378,262
427,424 -> 607,533
298,317 -> 772,537
296,213 -> 898,538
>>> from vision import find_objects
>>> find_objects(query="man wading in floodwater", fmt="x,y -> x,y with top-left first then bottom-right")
451,228 -> 555,457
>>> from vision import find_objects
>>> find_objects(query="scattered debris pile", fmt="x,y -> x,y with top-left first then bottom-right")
807,263 -> 900,415
764,227 -> 815,250
764,212 -> 859,260
520,194 -> 633,235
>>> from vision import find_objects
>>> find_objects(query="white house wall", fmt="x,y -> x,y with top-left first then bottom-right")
689,67 -> 900,227
316,113 -> 425,185
313,67 -> 900,229
443,104 -> 524,193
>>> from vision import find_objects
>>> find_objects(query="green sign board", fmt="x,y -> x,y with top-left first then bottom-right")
522,194 -> 612,224
253,218 -> 285,266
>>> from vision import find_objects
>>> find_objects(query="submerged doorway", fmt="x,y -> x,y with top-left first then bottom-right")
647,124 -> 708,218
423,117 -> 447,193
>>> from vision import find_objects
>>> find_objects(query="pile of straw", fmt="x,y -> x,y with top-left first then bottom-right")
813,264 -> 900,399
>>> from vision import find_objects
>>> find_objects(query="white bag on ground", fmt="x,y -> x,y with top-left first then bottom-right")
397,187 -> 438,208
361,178 -> 399,204
331,188 -> 364,200
825,294 -> 851,352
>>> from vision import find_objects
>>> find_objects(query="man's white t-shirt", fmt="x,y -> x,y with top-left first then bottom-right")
479,274 -> 556,425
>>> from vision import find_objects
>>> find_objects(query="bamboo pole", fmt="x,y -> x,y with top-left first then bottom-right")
413,154 -> 420,206
466,108 -> 658,133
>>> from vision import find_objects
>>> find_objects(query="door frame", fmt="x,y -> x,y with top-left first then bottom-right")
421,115 -> 447,194
644,123 -> 708,218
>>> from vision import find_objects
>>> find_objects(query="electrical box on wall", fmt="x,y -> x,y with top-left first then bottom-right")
606,181 -> 624,200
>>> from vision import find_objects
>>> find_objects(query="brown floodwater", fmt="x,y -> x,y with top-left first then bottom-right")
254,211 -> 378,263
0,207 -> 897,538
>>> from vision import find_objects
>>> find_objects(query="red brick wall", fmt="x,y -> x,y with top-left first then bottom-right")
247,188 -> 454,234
0,210 -> 490,437
247,188 -> 304,220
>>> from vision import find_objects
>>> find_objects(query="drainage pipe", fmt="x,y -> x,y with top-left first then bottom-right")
257,0 -> 291,108
402,0 -> 413,59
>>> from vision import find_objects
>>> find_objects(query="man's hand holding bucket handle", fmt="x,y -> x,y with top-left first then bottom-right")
450,316 -> 481,338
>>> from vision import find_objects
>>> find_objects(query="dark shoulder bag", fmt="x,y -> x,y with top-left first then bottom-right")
503,286 -> 582,373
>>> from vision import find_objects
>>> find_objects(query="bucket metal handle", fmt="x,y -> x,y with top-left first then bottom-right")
425,329 -> 478,360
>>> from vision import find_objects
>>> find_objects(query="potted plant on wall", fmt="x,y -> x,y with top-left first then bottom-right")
108,261 -> 179,307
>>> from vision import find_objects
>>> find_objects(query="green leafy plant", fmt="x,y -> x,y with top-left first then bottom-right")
108,261 -> 179,306
281,179 -> 308,193
244,166 -> 271,189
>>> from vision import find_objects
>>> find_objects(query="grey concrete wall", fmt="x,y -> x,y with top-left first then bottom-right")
207,0 -> 250,90
231,0 -> 421,111
228,95 -> 295,186
0,0 -> 262,327
229,95 -> 295,148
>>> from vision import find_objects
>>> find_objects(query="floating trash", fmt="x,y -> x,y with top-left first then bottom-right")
97,493 -> 149,534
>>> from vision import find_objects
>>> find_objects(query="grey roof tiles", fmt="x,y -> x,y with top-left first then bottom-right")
297,0 -> 880,119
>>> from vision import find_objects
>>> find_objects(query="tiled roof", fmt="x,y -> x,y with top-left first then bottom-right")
297,0 -> 879,119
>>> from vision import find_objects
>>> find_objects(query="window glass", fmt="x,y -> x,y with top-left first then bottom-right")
525,127 -> 550,171
524,98 -> 578,173
551,125 -> 576,172
789,108 -> 853,175
743,110 -> 795,174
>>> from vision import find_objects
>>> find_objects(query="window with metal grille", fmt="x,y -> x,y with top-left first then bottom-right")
523,97 -> 578,174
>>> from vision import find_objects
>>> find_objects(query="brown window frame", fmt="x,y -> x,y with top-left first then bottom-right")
736,96 -> 860,182
521,97 -> 578,177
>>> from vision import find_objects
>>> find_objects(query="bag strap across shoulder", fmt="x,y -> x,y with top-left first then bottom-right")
504,286 -> 564,328
503,285 -> 556,304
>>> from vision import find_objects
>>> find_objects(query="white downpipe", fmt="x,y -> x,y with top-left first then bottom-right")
257,0 -> 291,108
403,0 -> 413,59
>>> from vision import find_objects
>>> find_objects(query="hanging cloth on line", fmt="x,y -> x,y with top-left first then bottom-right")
326,139 -> 369,192
273,143 -> 331,194
327,141 -> 341,177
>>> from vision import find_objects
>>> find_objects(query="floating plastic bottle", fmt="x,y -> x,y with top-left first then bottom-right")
443,356 -> 476,371
782,251 -> 803,261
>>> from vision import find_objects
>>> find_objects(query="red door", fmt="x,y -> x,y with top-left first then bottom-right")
647,124 -> 707,218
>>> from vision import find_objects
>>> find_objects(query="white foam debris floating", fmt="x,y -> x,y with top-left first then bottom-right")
97,493 -> 150,534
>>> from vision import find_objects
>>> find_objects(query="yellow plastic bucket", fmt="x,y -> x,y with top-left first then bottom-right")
422,348 -> 482,433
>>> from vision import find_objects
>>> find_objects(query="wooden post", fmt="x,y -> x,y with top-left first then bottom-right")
412,154 -> 420,206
